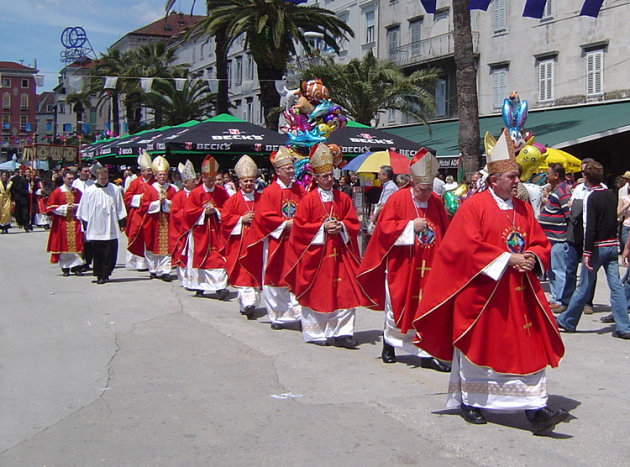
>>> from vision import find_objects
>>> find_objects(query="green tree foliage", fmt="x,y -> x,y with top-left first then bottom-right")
300,51 -> 438,128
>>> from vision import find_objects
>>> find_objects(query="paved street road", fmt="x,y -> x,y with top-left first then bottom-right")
1,228 -> 629,466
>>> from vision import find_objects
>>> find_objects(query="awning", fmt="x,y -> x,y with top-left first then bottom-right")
327,120 -> 422,157
385,100 -> 630,163
165,114 -> 286,156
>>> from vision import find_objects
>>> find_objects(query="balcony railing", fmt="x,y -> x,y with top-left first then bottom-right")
389,31 -> 479,67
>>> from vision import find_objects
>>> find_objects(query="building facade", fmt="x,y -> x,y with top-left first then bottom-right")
0,61 -> 38,161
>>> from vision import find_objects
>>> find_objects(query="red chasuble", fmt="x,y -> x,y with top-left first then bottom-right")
284,189 -> 370,313
240,181 -> 306,286
413,190 -> 564,375
139,182 -> 178,255
220,191 -> 261,287
169,188 -> 191,268
124,176 -> 155,256
357,189 -> 450,334
183,184 -> 230,269
34,179 -> 48,215
46,186 -> 84,263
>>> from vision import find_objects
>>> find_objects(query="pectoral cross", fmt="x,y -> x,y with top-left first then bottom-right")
328,248 -> 338,259
416,260 -> 431,278
523,314 -> 533,336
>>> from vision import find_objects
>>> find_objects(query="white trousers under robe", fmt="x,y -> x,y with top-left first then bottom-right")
177,266 -> 189,288
263,285 -> 301,324
301,307 -> 355,343
125,251 -> 148,270
34,213 -> 50,226
383,276 -> 429,357
447,349 -> 547,411
145,251 -> 172,276
261,237 -> 301,324
59,253 -> 85,269
237,287 -> 261,311
185,229 -> 228,292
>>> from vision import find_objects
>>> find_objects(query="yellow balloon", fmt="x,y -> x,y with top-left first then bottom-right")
515,144 -> 545,181
453,183 -> 469,198
318,123 -> 333,138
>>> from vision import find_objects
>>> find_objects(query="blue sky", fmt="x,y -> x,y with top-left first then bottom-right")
0,0 -> 204,93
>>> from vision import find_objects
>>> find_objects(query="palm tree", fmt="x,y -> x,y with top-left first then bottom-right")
202,0 -> 354,130
87,49 -> 128,136
300,51 -> 438,128
176,0 -> 232,116
66,91 -> 92,137
144,72 -> 216,126
124,42 -> 189,133
452,0 -> 481,177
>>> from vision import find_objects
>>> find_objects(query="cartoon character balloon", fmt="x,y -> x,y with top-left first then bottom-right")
502,91 -> 528,153
280,78 -> 348,148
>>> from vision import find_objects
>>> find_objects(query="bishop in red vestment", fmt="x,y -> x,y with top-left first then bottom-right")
183,155 -> 230,299
124,152 -> 154,270
221,155 -> 262,318
46,171 -> 85,275
169,160 -> 198,288
413,130 -> 567,434
284,143 -> 369,348
240,147 -> 306,329
357,149 -> 450,370
137,156 -> 178,281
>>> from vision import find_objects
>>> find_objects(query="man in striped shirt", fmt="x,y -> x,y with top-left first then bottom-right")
539,163 -> 572,312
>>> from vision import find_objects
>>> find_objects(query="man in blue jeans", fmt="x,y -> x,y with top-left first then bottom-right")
557,161 -> 630,338
538,163 -> 572,312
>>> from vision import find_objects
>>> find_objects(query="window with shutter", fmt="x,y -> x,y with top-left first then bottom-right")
586,50 -> 603,96
493,0 -> 507,33
492,68 -> 507,110
538,60 -> 554,102
410,20 -> 422,56
542,0 -> 553,19
387,27 -> 399,59
435,79 -> 447,116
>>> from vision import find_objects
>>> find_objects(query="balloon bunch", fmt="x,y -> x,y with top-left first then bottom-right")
281,78 -> 347,148
490,92 -> 582,182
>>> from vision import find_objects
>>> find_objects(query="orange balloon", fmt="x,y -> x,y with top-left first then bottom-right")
326,143 -> 343,167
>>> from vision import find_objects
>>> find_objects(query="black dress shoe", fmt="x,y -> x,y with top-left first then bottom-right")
382,341 -> 396,364
270,322 -> 283,330
216,288 -> 230,301
526,407 -> 569,434
96,278 -> 106,285
71,266 -> 83,276
612,329 -> 630,339
600,314 -> 615,324
460,404 -> 486,424
160,274 -> 172,282
194,290 -> 204,297
420,357 -> 451,372
308,340 -> 328,346
241,305 -> 256,320
62,268 -> 70,277
333,335 -> 358,349
149,273 -> 157,279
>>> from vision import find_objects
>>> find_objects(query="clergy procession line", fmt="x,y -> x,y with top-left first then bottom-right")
35,129 -> 575,435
